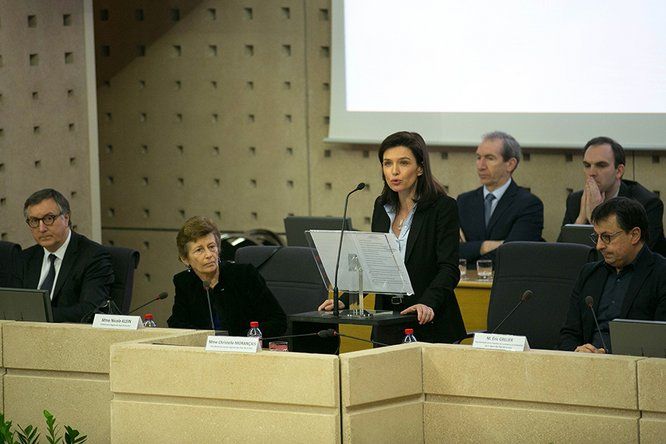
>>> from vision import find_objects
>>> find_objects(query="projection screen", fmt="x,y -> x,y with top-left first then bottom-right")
328,0 -> 666,148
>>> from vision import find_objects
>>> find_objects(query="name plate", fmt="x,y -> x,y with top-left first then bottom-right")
92,314 -> 143,330
205,336 -> 261,353
472,332 -> 530,352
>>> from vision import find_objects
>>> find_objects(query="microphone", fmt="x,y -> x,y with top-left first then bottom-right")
490,290 -> 533,334
80,297 -> 122,323
333,182 -> 366,316
319,328 -> 389,347
202,280 -> 215,330
128,291 -> 168,314
585,295 -> 609,352
263,330 -> 337,341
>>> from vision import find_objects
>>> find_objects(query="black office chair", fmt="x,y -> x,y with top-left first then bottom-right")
0,241 -> 23,288
104,246 -> 140,314
234,246 -> 327,315
484,242 -> 595,350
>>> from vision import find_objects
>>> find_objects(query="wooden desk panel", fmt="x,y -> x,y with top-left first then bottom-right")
455,272 -> 492,332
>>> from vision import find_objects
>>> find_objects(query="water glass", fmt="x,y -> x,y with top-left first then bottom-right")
476,259 -> 493,279
458,259 -> 467,278
269,341 -> 289,352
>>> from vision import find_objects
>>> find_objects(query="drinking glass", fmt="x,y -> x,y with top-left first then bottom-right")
458,259 -> 467,278
269,341 -> 289,352
476,259 -> 493,279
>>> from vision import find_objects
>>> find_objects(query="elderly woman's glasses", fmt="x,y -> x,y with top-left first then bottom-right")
589,230 -> 623,245
26,213 -> 61,228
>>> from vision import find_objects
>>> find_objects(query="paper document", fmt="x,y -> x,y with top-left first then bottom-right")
306,230 -> 414,295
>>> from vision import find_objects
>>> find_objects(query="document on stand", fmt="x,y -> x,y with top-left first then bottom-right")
307,230 -> 414,295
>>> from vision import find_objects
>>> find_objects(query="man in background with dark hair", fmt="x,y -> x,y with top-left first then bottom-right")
21,188 -> 114,323
562,136 -> 666,255
457,131 -> 544,264
559,197 -> 666,353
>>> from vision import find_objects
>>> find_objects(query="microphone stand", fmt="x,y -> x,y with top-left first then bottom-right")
334,331 -> 389,347
80,297 -> 119,323
202,280 -> 215,331
490,290 -> 533,334
333,183 -> 365,317
585,296 -> 609,352
128,292 -> 168,315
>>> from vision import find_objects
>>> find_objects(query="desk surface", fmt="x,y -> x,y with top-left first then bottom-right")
455,271 -> 492,332
457,271 -> 493,289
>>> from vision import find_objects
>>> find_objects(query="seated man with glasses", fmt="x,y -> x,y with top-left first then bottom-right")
559,197 -> 666,353
21,188 -> 114,322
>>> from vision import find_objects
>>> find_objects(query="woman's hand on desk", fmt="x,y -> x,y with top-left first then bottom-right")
318,299 -> 346,311
574,343 -> 606,354
400,303 -> 434,324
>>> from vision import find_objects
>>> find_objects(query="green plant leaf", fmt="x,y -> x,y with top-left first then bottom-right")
16,424 -> 40,444
43,410 -> 62,444
64,426 -> 87,444
0,413 -> 17,444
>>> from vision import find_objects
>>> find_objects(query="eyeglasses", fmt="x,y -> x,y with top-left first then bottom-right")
26,213 -> 62,228
589,230 -> 623,245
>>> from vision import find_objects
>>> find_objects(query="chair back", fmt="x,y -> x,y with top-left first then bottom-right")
0,241 -> 23,287
487,242 -> 595,349
235,246 -> 327,315
104,246 -> 140,314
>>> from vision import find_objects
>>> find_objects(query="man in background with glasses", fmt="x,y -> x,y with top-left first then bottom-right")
559,197 -> 666,353
21,188 -> 114,323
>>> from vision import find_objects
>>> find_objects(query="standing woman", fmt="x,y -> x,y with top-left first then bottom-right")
167,216 -> 287,339
320,131 -> 466,344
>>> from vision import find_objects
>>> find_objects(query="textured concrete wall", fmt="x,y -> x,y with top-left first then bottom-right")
0,0 -> 100,245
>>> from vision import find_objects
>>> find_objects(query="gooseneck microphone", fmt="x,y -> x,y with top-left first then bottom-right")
333,182 -> 366,316
263,330 -> 339,342
318,328 -> 390,347
80,297 -> 122,323
128,291 -> 168,314
585,295 -> 609,352
490,290 -> 534,334
202,280 -> 215,330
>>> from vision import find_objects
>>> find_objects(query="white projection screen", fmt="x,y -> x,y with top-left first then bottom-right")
328,0 -> 666,148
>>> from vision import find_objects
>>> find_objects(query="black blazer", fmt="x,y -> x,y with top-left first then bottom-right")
22,231 -> 114,323
371,194 -> 466,343
563,179 -> 666,256
167,261 -> 287,339
0,241 -> 23,288
559,247 -> 666,351
457,180 -> 544,263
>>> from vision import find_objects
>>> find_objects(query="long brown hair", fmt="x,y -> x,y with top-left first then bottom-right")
378,131 -> 446,211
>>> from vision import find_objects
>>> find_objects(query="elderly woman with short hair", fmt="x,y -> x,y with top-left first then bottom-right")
167,216 -> 287,338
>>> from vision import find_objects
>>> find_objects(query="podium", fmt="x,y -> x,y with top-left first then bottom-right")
288,310 -> 416,354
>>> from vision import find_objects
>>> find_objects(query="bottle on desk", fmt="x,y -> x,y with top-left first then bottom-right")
403,328 -> 417,343
247,321 -> 263,343
143,313 -> 157,328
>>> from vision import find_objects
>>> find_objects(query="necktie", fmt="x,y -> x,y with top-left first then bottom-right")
39,254 -> 57,297
484,193 -> 496,227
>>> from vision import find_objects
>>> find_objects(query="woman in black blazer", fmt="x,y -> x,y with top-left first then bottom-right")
167,216 -> 287,339
320,131 -> 466,344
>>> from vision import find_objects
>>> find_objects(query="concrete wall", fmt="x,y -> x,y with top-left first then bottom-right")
0,0 -> 100,245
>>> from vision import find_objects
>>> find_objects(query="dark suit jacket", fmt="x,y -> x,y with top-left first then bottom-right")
457,180 -> 544,263
22,231 -> 114,323
371,194 -> 466,343
563,179 -> 666,256
0,241 -> 23,288
167,261 -> 287,340
559,247 -> 666,351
